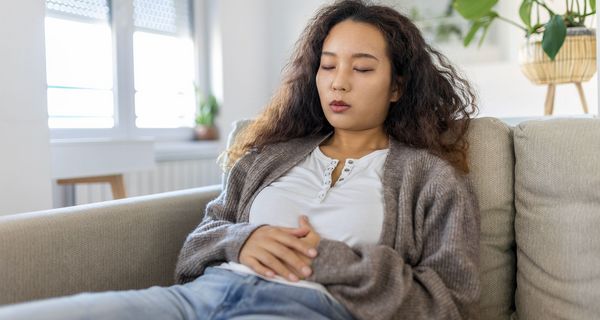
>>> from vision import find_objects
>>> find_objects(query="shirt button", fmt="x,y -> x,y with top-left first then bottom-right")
339,178 -> 344,181
348,160 -> 354,164
344,168 -> 350,172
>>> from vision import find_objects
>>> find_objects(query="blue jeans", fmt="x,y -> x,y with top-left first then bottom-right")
0,267 -> 354,320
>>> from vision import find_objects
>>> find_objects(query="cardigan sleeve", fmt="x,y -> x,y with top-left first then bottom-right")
305,165 -> 481,320
174,152 -> 263,284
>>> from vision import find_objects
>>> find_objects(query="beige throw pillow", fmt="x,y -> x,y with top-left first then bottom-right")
514,118 -> 600,319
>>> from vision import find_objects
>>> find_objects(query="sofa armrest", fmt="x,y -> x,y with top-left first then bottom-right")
0,185 -> 221,306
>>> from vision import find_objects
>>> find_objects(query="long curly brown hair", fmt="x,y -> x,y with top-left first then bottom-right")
224,0 -> 478,174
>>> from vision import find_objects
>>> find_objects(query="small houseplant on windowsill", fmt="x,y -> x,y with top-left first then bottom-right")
194,87 -> 219,141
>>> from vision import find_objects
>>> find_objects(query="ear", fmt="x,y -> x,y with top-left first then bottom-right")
389,77 -> 403,103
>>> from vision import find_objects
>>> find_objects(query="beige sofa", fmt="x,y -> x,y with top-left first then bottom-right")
1,117 -> 599,320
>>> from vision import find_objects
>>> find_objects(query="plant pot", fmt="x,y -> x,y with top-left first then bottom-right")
194,125 -> 219,140
518,27 -> 597,85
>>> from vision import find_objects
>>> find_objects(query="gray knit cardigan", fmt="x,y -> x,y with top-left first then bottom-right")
174,133 -> 481,320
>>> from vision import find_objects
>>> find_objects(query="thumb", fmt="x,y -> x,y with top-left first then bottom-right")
288,226 -> 310,237
298,215 -> 312,229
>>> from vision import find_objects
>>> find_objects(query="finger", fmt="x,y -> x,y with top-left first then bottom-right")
242,256 -> 275,278
279,226 -> 310,237
298,233 -> 321,253
299,216 -> 321,243
296,254 -> 312,268
281,259 -> 311,280
272,229 -> 318,258
254,248 -> 301,282
298,215 -> 314,231
263,241 -> 312,278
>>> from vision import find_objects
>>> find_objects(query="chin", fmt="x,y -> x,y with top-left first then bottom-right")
325,119 -> 356,131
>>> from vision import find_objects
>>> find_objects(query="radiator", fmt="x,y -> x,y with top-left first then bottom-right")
74,158 -> 222,205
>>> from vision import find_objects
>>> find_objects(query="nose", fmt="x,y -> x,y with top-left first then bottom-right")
331,69 -> 350,92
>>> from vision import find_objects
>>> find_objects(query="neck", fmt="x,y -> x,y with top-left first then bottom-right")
323,126 -> 389,153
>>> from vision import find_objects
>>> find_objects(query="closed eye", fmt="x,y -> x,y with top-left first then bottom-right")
319,65 -> 373,72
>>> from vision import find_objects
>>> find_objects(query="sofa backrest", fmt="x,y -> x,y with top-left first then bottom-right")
221,119 -> 253,190
470,117 -> 600,320
512,118 -> 600,319
467,117 -> 517,320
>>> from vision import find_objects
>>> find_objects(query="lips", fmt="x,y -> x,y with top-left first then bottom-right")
330,100 -> 351,113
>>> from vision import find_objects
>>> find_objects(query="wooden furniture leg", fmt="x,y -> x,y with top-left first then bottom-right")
544,84 -> 556,116
574,82 -> 589,114
57,174 -> 127,200
107,175 -> 126,199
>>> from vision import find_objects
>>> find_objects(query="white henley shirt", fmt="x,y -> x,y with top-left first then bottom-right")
217,146 -> 388,297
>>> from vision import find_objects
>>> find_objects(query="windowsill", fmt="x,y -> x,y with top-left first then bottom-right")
154,140 -> 222,162
50,138 -> 223,180
50,138 -> 156,179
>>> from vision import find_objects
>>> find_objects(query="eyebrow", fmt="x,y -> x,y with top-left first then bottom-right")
321,51 -> 379,61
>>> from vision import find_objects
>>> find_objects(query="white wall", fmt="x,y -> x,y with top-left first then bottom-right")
209,0 -> 270,145
209,0 -> 326,146
463,63 -> 597,117
265,0 -> 327,93
0,0 -> 53,215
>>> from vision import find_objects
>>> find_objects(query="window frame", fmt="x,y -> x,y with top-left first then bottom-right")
48,0 -> 208,141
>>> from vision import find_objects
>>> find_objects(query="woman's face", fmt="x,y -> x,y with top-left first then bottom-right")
316,19 -> 400,132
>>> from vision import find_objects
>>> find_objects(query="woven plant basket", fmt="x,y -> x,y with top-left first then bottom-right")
518,27 -> 597,85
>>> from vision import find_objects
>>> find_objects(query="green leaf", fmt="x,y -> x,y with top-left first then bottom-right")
453,0 -> 498,20
590,0 -> 596,11
519,0 -> 533,28
464,21 -> 483,46
463,12 -> 497,47
478,12 -> 498,47
542,15 -> 567,60
195,93 -> 219,126
478,21 -> 493,47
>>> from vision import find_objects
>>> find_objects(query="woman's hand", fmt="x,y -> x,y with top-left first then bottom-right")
297,215 -> 321,252
239,217 -> 319,282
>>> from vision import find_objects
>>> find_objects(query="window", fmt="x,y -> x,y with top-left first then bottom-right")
133,0 -> 195,128
45,0 -> 114,129
45,0 -> 197,138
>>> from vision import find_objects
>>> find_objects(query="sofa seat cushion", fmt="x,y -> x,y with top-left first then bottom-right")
514,118 -> 600,319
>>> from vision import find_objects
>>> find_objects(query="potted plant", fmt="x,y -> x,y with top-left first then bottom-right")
194,87 -> 219,140
453,0 -> 596,114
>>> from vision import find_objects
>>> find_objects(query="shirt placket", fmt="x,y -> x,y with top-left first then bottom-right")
317,159 -> 338,202
316,158 -> 356,203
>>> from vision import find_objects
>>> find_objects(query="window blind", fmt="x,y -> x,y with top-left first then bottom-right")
133,0 -> 191,36
46,0 -> 110,21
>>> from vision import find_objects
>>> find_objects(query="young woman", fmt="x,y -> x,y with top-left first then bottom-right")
0,1 -> 480,319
